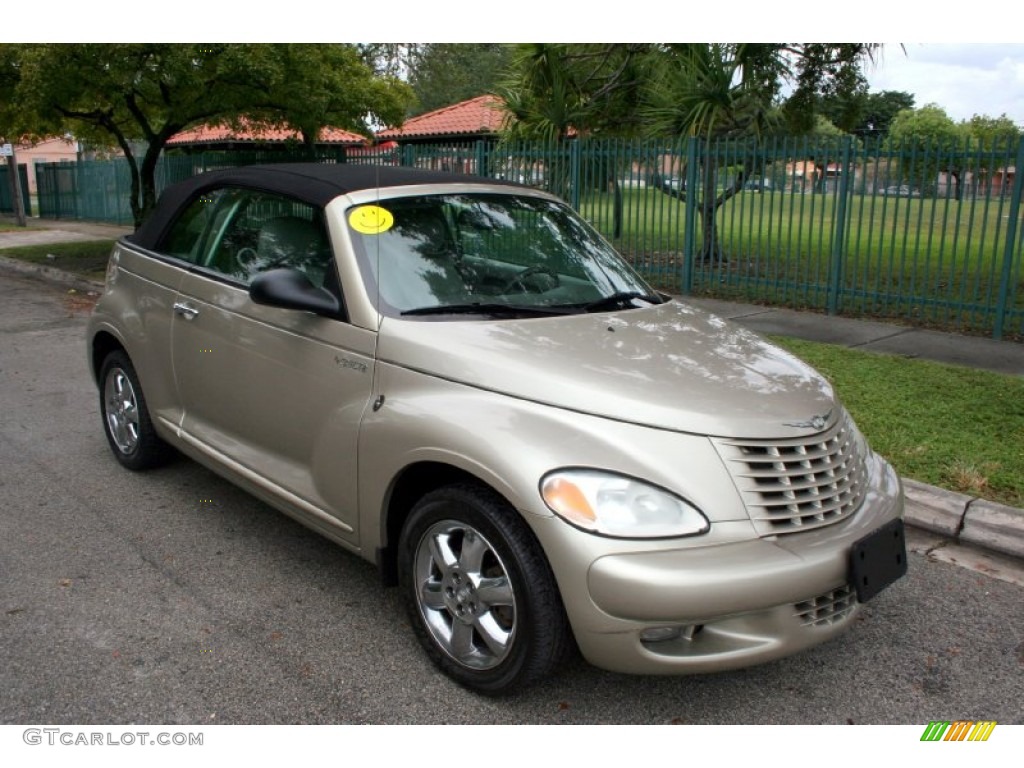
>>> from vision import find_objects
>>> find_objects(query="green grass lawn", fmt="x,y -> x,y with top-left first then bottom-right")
0,240 -> 115,282
774,336 -> 1024,508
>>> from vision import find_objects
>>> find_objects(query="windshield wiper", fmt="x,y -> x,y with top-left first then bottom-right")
576,291 -> 665,313
401,303 -> 578,318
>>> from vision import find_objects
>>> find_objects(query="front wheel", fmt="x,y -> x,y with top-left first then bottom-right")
398,484 -> 571,695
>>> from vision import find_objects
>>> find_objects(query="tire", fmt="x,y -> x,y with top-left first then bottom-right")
398,483 -> 571,695
98,350 -> 173,471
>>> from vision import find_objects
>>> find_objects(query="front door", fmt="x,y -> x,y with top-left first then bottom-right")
167,187 -> 374,543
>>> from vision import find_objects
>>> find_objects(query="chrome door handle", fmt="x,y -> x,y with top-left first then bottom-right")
173,302 -> 199,320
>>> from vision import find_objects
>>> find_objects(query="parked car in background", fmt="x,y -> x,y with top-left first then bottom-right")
743,177 -> 773,192
656,175 -> 685,194
882,185 -> 920,198
87,164 -> 906,695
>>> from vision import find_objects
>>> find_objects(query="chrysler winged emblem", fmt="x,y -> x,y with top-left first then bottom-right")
784,410 -> 832,430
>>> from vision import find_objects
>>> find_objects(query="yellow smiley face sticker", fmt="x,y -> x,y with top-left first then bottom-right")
349,205 -> 395,235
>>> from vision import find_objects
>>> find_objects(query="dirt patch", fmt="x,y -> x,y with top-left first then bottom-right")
62,289 -> 100,315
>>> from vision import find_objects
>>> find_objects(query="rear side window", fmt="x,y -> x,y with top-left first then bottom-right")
159,190 -> 228,263
159,187 -> 335,288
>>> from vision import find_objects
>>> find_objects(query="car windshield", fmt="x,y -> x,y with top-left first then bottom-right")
346,192 -> 660,318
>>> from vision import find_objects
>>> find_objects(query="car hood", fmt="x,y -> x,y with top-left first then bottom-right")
376,300 -> 837,439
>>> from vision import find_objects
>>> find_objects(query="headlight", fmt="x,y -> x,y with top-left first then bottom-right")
540,469 -> 709,539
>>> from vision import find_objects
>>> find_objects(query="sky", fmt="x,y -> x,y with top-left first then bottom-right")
865,44 -> 1024,124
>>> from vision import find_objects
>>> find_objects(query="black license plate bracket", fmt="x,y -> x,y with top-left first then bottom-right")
850,518 -> 907,602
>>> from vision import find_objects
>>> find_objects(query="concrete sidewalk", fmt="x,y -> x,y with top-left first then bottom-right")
3,216 -> 1023,560
0,216 -> 132,245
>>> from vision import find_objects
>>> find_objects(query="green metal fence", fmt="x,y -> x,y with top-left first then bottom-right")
0,163 -> 31,215
32,137 -> 1024,340
361,136 -> 1022,340
36,148 -> 347,226
36,160 -> 135,224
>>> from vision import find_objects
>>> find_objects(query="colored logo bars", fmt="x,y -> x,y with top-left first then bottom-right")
920,721 -> 997,742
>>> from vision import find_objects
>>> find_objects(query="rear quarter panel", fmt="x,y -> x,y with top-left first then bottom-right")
88,241 -> 187,432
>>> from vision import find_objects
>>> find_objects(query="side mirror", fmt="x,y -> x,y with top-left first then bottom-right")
249,268 -> 341,317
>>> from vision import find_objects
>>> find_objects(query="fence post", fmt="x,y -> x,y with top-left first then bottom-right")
993,136 -> 1024,340
681,137 -> 699,294
568,139 -> 581,210
475,140 -> 488,177
66,164 -> 77,220
828,136 -> 853,316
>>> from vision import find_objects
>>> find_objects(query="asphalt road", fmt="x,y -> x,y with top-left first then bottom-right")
1,270 -> 1022,725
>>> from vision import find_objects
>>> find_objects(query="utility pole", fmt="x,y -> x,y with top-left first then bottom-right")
3,142 -> 28,226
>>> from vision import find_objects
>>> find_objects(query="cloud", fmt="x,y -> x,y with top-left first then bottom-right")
867,44 -> 1024,123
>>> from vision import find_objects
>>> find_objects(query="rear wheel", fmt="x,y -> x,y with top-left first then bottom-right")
398,484 -> 570,695
99,351 -> 173,470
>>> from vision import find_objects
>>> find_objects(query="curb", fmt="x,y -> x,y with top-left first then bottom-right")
2,254 -> 1023,562
902,479 -> 1024,559
0,253 -> 106,294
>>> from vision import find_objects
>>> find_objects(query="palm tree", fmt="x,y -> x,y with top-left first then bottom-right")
644,43 -> 879,263
496,44 -> 649,201
643,44 -> 785,263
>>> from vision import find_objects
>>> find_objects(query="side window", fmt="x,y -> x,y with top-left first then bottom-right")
202,190 -> 335,288
160,190 -> 228,263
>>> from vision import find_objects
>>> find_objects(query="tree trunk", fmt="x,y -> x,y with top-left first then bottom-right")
125,153 -> 143,230
300,129 -> 318,161
652,150 -> 752,264
611,178 -> 623,239
699,157 -> 723,263
699,202 -> 724,264
137,143 -> 164,228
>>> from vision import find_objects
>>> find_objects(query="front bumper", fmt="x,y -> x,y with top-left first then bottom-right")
529,453 -> 904,675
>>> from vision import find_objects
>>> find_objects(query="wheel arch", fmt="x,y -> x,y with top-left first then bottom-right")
90,330 -> 127,385
376,461 -> 515,587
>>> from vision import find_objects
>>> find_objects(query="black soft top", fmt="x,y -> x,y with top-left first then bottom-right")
130,163 -> 520,250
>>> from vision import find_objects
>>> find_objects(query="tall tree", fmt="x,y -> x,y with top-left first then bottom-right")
407,44 -> 513,116
357,43 -> 420,79
957,114 -> 1022,198
1,44 -> 412,227
815,89 -> 916,138
965,113 -> 1022,150
888,104 -> 968,196
857,90 -> 916,139
780,44 -> 876,134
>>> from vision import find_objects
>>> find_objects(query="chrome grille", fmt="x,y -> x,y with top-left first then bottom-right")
794,585 -> 857,627
715,411 -> 868,535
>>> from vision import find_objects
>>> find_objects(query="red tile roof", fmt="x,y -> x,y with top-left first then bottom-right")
168,121 -> 368,147
378,95 -> 507,140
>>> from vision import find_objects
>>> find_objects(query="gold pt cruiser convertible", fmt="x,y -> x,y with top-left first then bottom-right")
87,164 -> 906,694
